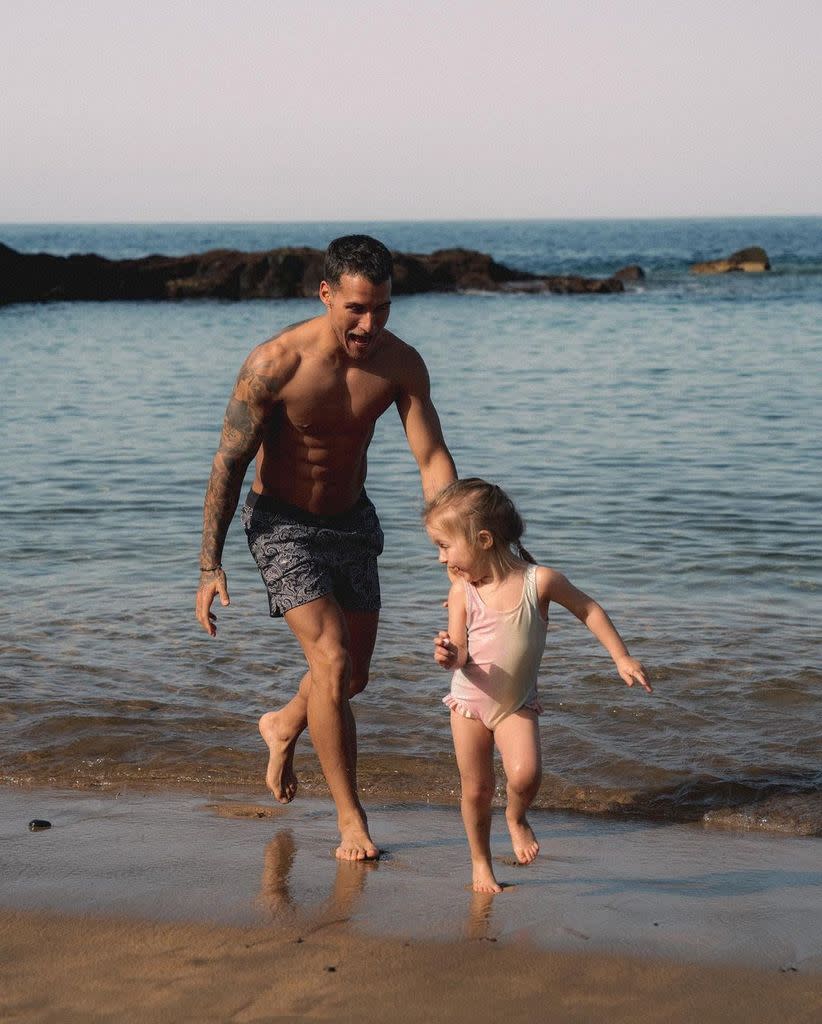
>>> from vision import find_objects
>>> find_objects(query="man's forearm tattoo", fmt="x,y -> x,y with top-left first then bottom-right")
199,366 -> 281,567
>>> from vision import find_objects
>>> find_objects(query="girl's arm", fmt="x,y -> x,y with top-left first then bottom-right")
433,581 -> 468,670
537,567 -> 652,693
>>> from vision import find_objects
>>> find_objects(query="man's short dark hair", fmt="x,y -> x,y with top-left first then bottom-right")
323,235 -> 393,287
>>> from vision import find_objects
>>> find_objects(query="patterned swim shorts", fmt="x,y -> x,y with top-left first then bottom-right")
241,489 -> 384,618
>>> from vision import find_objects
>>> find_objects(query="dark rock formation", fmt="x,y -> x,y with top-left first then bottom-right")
612,264 -> 645,282
691,246 -> 770,274
0,243 -> 325,303
0,242 -> 623,304
499,275 -> 623,294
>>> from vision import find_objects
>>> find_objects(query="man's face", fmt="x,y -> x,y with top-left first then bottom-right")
320,273 -> 392,361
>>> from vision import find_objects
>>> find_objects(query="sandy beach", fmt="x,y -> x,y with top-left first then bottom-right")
2,787 -> 821,1022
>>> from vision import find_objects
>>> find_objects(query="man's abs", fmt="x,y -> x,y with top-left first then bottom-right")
253,438 -> 369,517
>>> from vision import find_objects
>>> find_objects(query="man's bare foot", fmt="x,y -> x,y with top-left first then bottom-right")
506,815 -> 539,864
471,861 -> 503,894
259,711 -> 298,803
335,819 -> 379,861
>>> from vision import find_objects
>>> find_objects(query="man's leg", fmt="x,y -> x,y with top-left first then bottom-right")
277,596 -> 378,860
258,672 -> 310,803
259,610 -> 378,802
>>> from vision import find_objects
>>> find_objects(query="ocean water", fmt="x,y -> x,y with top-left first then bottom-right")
1,218 -> 820,836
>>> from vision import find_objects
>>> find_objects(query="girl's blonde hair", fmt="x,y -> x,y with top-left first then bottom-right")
423,478 -> 536,574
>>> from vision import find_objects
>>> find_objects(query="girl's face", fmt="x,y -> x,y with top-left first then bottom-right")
425,520 -> 490,582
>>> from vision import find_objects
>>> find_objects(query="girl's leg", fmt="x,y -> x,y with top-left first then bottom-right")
494,709 -> 542,864
450,711 -> 500,893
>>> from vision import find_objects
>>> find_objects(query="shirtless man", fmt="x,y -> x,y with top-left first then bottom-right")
195,235 -> 457,860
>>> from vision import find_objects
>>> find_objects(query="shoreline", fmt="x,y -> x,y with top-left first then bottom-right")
4,760 -> 821,838
3,785 -> 821,958
2,786 -> 822,1021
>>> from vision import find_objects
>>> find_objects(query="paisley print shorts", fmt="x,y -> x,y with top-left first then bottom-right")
241,490 -> 384,618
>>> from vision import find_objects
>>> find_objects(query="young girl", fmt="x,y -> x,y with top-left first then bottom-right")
424,478 -> 651,894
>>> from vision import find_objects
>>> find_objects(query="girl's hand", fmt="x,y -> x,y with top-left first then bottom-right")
616,656 -> 652,693
433,630 -> 459,669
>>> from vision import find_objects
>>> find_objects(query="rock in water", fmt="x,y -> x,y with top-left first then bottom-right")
691,246 -> 770,274
0,242 -> 625,303
612,265 -> 645,282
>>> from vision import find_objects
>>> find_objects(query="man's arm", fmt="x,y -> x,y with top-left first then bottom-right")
195,350 -> 286,636
395,349 -> 457,501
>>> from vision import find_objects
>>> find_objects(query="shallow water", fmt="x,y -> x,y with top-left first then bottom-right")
3,788 -> 822,970
1,219 -> 820,834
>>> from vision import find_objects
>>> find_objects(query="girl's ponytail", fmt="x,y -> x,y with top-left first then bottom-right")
516,540 -> 537,564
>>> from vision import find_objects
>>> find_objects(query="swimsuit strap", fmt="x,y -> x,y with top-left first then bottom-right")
522,563 -> 537,605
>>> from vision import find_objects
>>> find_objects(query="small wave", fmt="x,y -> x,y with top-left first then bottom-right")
530,771 -> 822,837
702,793 -> 822,837
4,741 -> 821,838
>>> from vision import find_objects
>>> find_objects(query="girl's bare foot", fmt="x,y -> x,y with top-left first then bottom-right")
471,860 -> 503,894
506,815 -> 540,864
258,711 -> 298,803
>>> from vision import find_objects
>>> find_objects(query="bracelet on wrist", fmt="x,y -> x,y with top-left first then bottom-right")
199,564 -> 223,573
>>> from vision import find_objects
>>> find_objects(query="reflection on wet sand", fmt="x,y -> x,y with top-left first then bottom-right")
258,829 -> 298,919
258,829 -> 379,925
464,878 -> 523,941
465,890 -> 498,942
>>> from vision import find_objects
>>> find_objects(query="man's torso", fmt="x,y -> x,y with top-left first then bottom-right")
252,317 -> 410,515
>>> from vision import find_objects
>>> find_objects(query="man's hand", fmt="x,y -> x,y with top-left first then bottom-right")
196,568 -> 230,637
433,630 -> 459,669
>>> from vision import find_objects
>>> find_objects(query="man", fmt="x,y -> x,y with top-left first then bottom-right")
195,235 -> 456,860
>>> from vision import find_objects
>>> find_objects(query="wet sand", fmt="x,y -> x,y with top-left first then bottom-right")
2,787 -> 822,1022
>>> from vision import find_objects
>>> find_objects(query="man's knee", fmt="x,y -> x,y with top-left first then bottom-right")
308,646 -> 351,696
348,671 -> 370,698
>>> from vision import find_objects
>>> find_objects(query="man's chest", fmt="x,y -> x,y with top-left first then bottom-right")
281,366 -> 397,434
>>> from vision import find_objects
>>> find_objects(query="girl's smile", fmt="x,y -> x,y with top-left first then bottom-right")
425,523 -> 491,584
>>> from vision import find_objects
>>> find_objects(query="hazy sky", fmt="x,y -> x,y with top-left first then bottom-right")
3,0 -> 820,221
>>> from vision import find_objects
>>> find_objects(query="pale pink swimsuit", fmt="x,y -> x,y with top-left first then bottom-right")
444,564 -> 548,730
